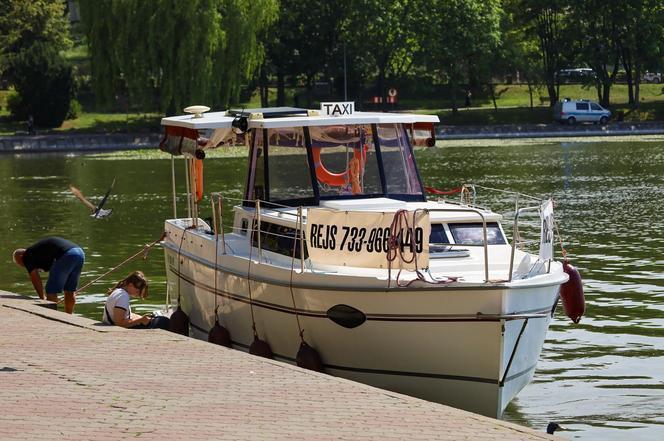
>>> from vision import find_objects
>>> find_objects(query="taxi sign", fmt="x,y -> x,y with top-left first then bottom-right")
321,102 -> 354,117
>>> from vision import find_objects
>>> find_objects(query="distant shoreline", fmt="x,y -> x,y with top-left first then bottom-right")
1,122 -> 664,154
436,121 -> 664,140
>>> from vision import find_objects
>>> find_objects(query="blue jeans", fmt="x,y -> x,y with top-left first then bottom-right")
45,247 -> 85,293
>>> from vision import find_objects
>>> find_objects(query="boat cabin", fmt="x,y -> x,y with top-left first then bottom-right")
161,105 -> 438,209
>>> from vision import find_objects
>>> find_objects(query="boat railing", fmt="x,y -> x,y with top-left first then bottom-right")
430,184 -> 554,282
425,207 -> 492,282
208,193 -> 552,283
507,204 -> 547,282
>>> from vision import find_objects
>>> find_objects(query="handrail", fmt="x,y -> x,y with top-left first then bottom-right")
508,204 -> 545,282
425,207 -> 489,282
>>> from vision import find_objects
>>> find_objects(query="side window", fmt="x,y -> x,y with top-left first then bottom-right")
590,103 -> 602,111
429,224 -> 449,244
252,220 -> 307,259
576,103 -> 589,111
448,223 -> 506,245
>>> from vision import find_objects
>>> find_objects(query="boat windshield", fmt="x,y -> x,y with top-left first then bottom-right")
244,123 -> 424,206
309,124 -> 381,198
377,124 -> 422,195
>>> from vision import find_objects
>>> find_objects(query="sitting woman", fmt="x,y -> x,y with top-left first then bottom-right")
103,271 -> 169,329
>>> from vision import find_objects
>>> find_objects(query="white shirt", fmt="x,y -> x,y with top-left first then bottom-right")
103,288 -> 131,325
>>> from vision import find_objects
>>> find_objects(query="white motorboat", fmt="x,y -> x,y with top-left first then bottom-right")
158,103 -> 576,417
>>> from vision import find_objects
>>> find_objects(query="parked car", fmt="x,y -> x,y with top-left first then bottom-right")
553,99 -> 611,125
556,68 -> 596,83
643,72 -> 662,83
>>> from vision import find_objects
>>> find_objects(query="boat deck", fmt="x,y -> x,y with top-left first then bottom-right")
0,291 -> 557,440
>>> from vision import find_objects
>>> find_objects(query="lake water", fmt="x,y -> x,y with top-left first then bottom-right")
1,138 -> 662,439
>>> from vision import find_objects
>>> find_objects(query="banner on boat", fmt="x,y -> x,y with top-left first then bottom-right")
539,199 -> 554,261
305,208 -> 430,269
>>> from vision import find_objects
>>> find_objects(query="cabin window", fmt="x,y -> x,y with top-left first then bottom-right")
429,223 -> 451,253
309,124 -> 381,197
264,127 -> 313,203
448,222 -> 506,245
590,103 -> 602,111
251,220 -> 307,259
377,124 -> 422,195
429,224 -> 450,244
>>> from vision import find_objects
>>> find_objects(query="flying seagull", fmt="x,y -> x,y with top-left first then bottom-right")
69,178 -> 115,218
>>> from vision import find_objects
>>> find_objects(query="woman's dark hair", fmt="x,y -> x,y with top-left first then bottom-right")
108,271 -> 149,299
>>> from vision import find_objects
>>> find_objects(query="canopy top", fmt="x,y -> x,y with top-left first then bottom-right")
161,106 -> 439,130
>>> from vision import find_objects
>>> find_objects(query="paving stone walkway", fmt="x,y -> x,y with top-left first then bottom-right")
0,292 -> 557,440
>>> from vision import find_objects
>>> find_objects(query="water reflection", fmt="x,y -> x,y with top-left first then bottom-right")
0,139 -> 663,439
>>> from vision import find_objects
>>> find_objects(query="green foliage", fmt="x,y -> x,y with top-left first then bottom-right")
9,43 -> 74,127
78,0 -> 278,114
0,0 -> 72,76
0,1 -> 74,127
68,99 -> 82,119
6,92 -> 25,120
418,0 -> 502,110
342,0 -> 420,101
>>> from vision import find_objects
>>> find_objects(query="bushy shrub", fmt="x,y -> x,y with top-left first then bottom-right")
8,43 -> 74,128
6,91 -> 28,120
67,99 -> 81,119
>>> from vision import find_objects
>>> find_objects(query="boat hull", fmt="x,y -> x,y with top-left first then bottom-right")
164,242 -> 559,417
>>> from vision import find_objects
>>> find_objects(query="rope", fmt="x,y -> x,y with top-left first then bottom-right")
212,197 -> 220,321
424,186 -> 463,195
289,207 -> 305,342
175,225 -> 191,305
56,232 -> 166,304
246,205 -> 259,337
553,215 -> 568,263
386,209 -> 457,288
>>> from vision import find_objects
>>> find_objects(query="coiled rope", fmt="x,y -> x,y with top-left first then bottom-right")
386,209 -> 457,288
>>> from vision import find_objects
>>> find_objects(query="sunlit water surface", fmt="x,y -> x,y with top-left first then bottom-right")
0,139 -> 662,439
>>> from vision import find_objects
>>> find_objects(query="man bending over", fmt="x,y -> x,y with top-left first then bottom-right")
13,237 -> 85,314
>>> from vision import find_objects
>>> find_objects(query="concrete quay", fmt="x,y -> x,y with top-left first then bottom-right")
0,291 -> 557,440
0,133 -> 162,154
436,121 -> 664,140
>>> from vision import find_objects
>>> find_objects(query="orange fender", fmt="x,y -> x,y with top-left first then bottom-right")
194,159 -> 203,202
561,262 -> 585,323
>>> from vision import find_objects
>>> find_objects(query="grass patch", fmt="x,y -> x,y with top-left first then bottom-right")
57,112 -> 162,133
0,112 -> 161,136
62,44 -> 88,63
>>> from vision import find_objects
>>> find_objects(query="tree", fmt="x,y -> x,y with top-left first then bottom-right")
0,0 -> 74,127
616,0 -> 664,107
264,0 -> 347,107
79,0 -> 278,114
568,1 -> 623,107
341,0 -> 421,109
513,0 -> 569,106
501,3 -> 544,108
419,0 -> 502,113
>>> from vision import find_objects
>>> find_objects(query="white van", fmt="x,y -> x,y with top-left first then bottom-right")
553,99 -> 611,125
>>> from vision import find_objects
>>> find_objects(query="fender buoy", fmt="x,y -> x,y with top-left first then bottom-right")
208,319 -> 231,347
296,341 -> 324,372
311,145 -> 366,187
194,159 -> 203,202
169,305 -> 190,336
249,335 -> 273,359
561,262 -> 585,323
